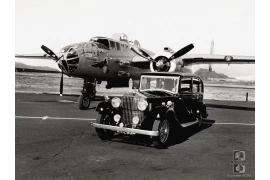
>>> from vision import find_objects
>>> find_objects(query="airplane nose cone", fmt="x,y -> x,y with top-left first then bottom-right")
58,48 -> 80,74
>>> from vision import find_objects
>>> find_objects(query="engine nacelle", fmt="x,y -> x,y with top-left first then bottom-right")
150,56 -> 177,72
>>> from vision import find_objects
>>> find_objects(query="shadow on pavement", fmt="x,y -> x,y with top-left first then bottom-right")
106,119 -> 216,149
171,119 -> 215,146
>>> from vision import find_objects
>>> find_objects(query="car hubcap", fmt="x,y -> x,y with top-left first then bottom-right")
160,120 -> 169,143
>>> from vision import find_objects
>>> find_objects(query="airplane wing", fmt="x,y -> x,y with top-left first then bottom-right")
130,56 -> 150,68
15,54 -> 55,60
131,54 -> 255,67
181,54 -> 255,65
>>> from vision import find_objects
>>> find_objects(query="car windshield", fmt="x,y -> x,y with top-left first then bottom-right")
139,75 -> 179,94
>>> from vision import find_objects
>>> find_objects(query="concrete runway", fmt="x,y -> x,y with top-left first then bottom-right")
15,93 -> 255,180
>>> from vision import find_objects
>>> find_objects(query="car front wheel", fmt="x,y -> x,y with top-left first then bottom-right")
95,114 -> 115,140
153,119 -> 171,148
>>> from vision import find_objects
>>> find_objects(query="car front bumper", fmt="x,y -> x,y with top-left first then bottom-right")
92,123 -> 159,136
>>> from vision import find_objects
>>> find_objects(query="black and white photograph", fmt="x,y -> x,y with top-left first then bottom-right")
12,0 -> 257,179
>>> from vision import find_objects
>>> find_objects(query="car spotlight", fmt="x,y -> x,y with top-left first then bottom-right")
104,95 -> 109,101
114,114 -> 121,123
167,101 -> 173,107
111,97 -> 121,108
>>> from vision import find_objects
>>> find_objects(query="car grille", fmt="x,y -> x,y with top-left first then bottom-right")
121,96 -> 144,126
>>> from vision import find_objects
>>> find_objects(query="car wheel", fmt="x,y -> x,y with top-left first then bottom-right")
197,113 -> 203,129
153,119 -> 171,148
95,114 -> 115,140
78,95 -> 91,110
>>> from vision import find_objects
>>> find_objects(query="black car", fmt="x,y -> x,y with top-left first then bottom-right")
92,72 -> 208,148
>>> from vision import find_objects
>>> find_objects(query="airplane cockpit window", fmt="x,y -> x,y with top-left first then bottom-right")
109,41 -> 116,50
94,39 -> 109,49
95,42 -> 109,50
60,45 -> 71,53
116,42 -> 121,51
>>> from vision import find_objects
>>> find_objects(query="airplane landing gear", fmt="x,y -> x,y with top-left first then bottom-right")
78,79 -> 96,110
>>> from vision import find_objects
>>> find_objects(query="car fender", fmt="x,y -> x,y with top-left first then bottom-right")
96,101 -> 112,114
150,108 -> 179,131
196,102 -> 208,118
141,106 -> 167,131
165,108 -> 181,124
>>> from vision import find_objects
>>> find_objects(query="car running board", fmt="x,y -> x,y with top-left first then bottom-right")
180,120 -> 199,128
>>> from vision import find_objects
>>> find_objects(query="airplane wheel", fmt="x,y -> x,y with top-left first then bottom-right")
78,95 -> 91,110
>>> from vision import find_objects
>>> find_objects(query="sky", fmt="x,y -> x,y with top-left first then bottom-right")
15,0 -> 255,80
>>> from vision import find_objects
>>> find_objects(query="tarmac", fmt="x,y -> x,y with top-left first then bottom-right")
15,93 -> 255,180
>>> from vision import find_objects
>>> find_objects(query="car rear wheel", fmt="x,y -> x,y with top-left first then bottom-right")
197,113 -> 203,129
95,114 -> 115,140
153,119 -> 171,148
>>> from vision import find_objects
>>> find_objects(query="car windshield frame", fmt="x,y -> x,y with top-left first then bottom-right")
139,75 -> 180,95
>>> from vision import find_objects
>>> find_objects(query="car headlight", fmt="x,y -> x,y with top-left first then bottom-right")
137,99 -> 148,111
111,97 -> 121,108
114,114 -> 121,122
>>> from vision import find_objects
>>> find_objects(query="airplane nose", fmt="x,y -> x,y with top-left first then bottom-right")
58,48 -> 80,73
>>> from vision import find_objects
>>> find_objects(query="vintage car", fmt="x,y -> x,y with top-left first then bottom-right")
92,72 -> 208,148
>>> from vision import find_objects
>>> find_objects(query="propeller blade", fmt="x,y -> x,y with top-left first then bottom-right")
166,43 -> 194,62
130,46 -> 154,62
41,45 -> 59,60
60,71 -> 63,96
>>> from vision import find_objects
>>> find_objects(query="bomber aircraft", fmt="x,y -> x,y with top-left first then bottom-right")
15,33 -> 255,110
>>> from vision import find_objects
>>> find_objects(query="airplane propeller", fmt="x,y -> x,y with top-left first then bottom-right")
165,43 -> 194,63
130,46 -> 154,62
41,45 -> 64,96
130,43 -> 194,71
60,70 -> 64,96
41,45 -> 61,62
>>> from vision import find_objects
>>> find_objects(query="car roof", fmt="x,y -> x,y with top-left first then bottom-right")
141,72 -> 202,79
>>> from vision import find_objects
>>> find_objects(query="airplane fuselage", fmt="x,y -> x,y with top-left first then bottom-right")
56,35 -> 192,87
